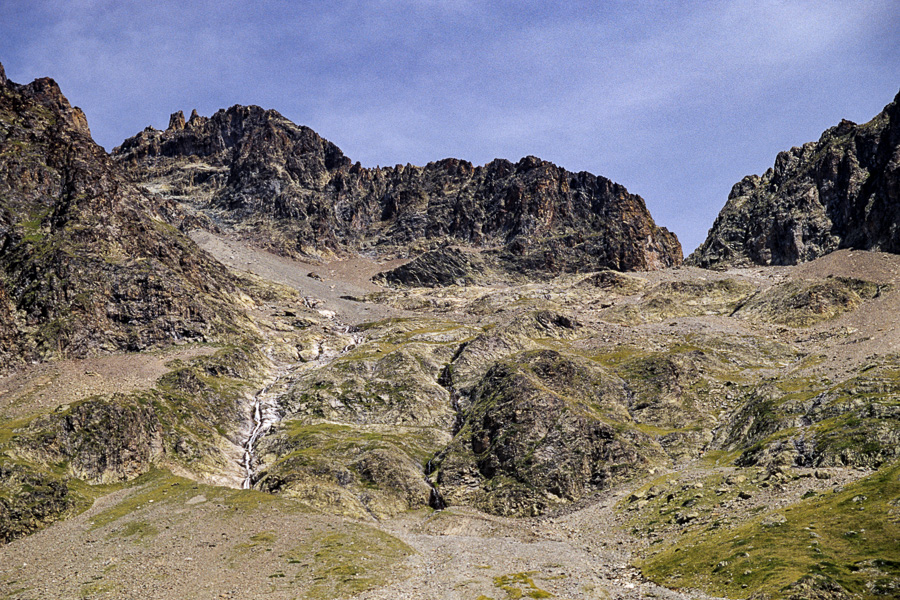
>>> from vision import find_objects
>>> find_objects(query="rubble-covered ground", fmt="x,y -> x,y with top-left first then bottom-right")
2,237 -> 899,600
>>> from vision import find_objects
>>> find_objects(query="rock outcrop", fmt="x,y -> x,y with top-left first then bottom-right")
18,398 -> 163,484
0,63 -> 248,368
689,89 -> 900,267
0,462 -> 75,544
433,350 -> 665,516
113,105 -> 682,273
373,247 -> 488,287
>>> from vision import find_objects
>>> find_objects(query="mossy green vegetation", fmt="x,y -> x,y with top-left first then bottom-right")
87,467 -> 308,531
111,520 -> 159,540
621,469 -> 767,539
78,578 -> 117,598
285,522 -> 413,599
282,327 -> 458,429
432,349 -> 667,516
0,332 -> 298,541
0,456 -> 79,543
726,354 -> 900,469
736,277 -> 888,327
599,278 -> 755,324
88,468 -> 203,528
640,461 -> 900,599
255,420 -> 443,518
493,572 -> 554,598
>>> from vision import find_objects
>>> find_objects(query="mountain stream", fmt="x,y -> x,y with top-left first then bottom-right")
240,313 -> 364,489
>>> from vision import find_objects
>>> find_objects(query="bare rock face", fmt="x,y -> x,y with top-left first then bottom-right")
18,398 -> 162,483
432,350 -> 665,516
167,110 -> 186,131
374,247 -> 488,287
113,105 -> 682,273
0,63 -> 246,368
689,89 -> 900,267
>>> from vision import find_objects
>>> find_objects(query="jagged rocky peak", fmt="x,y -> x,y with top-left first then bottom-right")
689,88 -> 900,268
114,105 -> 682,273
0,65 -> 246,369
168,110 -> 186,131
0,66 -> 92,137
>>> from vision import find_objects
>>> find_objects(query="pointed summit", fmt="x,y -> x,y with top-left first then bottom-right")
186,108 -> 208,129
167,110 -> 186,131
114,105 -> 682,272
688,88 -> 900,267
0,67 -> 246,366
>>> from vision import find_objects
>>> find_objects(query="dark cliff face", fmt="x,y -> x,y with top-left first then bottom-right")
0,64 -> 245,368
689,90 -> 900,268
113,105 -> 682,272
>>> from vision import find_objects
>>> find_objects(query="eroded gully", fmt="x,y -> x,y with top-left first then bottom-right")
240,315 -> 364,490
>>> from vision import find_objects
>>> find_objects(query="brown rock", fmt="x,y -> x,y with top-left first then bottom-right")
168,110 -> 186,131
113,105 -> 683,273
0,68 -> 247,367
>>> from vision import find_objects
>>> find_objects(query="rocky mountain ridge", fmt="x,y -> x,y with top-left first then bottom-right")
112,105 -> 683,274
0,66 -> 251,368
689,89 -> 900,268
2,63 -> 900,600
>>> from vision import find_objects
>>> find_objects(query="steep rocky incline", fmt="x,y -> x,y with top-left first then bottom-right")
112,105 -> 682,273
0,63 -> 249,369
689,89 -> 900,268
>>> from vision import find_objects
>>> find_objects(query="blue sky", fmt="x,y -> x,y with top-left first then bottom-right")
1,1 -> 898,253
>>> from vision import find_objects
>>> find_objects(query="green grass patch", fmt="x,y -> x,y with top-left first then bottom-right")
640,461 -> 900,599
112,520 -> 159,540
88,468 -> 198,528
286,522 -> 413,599
493,572 -> 554,599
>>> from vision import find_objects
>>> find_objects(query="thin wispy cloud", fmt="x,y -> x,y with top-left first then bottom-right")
1,0 -> 897,251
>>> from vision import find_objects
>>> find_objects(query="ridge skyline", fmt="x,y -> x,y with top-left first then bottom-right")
2,2 -> 897,253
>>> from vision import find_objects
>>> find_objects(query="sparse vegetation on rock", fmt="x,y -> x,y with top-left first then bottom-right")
2,64 -> 900,600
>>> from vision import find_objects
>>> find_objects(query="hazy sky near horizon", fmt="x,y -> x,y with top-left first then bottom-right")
1,1 -> 898,253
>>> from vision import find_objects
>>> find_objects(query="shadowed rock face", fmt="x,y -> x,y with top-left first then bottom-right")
373,247 -> 488,287
689,89 -> 900,268
0,64 -> 245,368
113,105 -> 682,273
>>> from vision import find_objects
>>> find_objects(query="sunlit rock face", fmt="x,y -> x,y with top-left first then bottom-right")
113,105 -> 683,273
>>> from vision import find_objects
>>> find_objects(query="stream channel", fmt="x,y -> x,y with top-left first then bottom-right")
241,318 -> 364,489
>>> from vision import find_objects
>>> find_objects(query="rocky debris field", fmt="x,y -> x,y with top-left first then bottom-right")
1,66 -> 899,600
2,237 -> 899,600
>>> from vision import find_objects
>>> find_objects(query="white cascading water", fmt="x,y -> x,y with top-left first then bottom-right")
240,316 -> 364,490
